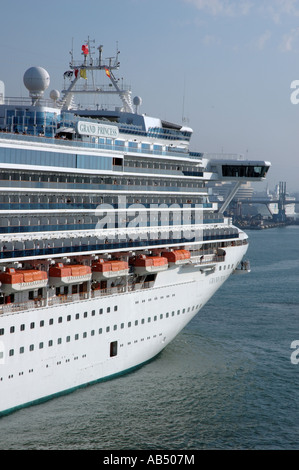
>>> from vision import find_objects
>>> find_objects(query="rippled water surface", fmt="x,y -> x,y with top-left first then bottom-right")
0,226 -> 299,450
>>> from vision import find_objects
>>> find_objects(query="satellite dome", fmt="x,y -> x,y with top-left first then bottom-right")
23,67 -> 50,104
23,67 -> 50,92
133,96 -> 142,106
50,89 -> 60,101
133,96 -> 142,113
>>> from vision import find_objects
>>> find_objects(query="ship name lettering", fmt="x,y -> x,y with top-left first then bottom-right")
77,121 -> 119,138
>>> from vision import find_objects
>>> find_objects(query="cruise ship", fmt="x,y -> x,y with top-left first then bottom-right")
0,41 -> 270,416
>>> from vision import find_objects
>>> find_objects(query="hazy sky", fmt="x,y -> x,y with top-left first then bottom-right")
1,0 -> 299,191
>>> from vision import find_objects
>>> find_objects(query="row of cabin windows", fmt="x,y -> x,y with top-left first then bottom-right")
124,159 -> 201,172
1,304 -> 199,360
0,171 -> 204,188
0,194 -> 207,206
0,305 -> 118,336
0,211 -> 217,227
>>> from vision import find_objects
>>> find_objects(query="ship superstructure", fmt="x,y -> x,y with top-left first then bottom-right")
0,41 -> 270,415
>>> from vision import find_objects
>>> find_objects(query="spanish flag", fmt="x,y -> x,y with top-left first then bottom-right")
105,68 -> 111,78
82,44 -> 89,55
80,68 -> 87,79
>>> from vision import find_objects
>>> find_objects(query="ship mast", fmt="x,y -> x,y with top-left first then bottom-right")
60,39 -> 133,113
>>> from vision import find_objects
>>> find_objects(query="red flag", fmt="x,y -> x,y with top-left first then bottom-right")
82,44 -> 89,55
105,67 -> 111,78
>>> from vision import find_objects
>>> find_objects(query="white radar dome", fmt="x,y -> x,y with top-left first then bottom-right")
133,96 -> 142,106
23,67 -> 50,104
50,89 -> 60,101
133,96 -> 142,113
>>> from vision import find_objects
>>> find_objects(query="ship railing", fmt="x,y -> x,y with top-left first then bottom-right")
47,292 -> 89,306
203,152 -> 244,160
3,97 -> 56,107
0,281 -> 156,314
0,298 -> 47,314
91,285 -> 126,298
127,283 -> 143,292
190,254 -> 225,264
0,131 -> 190,159
233,260 -> 251,274
190,248 -> 225,260
142,281 -> 155,290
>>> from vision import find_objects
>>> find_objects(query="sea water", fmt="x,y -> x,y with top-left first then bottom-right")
0,225 -> 298,450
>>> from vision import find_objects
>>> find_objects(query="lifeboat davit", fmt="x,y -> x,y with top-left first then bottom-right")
132,255 -> 168,275
0,267 -> 48,294
49,263 -> 92,286
161,249 -> 190,265
92,259 -> 129,280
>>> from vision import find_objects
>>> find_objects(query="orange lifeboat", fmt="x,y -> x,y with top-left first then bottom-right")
92,259 -> 129,280
49,263 -> 92,286
0,267 -> 48,294
132,255 -> 168,275
161,250 -> 190,265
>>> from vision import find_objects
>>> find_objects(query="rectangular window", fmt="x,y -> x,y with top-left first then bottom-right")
110,341 -> 118,357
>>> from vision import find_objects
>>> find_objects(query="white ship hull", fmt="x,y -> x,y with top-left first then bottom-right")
0,40 -> 270,417
0,243 -> 246,415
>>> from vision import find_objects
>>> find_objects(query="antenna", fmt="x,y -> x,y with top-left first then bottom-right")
181,75 -> 189,124
61,41 -> 134,113
69,38 -> 74,66
98,45 -> 103,67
